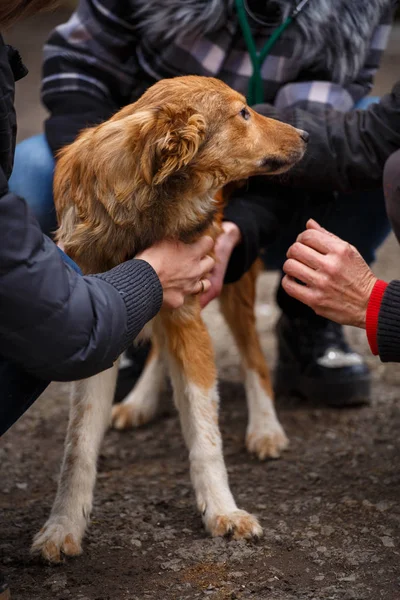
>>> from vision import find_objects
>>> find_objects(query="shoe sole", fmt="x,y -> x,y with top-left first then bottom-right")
274,365 -> 371,407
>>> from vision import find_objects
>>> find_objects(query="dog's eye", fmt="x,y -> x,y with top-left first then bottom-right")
239,108 -> 250,121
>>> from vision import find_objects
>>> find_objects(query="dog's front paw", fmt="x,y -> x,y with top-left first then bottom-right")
246,423 -> 289,460
205,509 -> 262,540
31,517 -> 83,563
111,400 -> 156,429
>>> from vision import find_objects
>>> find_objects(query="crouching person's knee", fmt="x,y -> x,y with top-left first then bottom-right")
9,134 -> 56,235
384,149 -> 400,244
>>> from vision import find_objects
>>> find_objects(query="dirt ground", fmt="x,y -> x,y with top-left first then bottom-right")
1,10 -> 400,600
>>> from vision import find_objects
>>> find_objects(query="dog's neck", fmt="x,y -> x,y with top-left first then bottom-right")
132,184 -> 220,249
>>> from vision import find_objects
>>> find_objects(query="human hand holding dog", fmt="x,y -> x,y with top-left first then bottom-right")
200,222 -> 241,309
282,219 -> 377,328
136,236 -> 215,309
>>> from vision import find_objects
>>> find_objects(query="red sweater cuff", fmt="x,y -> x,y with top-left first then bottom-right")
366,280 -> 388,355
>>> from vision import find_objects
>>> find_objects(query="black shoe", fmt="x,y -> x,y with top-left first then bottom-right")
113,342 -> 151,404
274,314 -> 371,406
0,572 -> 10,600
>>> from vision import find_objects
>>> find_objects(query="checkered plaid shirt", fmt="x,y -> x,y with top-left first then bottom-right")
41,0 -> 395,153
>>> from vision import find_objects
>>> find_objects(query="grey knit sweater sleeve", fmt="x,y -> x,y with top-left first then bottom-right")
377,281 -> 400,363
92,259 -> 163,355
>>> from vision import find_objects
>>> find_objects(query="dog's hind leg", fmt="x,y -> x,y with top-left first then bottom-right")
219,260 -> 288,460
159,305 -> 262,540
111,340 -> 167,430
31,362 -> 119,563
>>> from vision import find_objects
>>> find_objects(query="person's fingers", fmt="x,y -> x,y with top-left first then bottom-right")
193,278 -> 210,295
296,228 -> 341,254
195,235 -> 215,256
283,257 -> 318,286
286,241 -> 326,270
306,219 -> 326,232
199,254 -> 215,275
306,219 -> 343,241
281,274 -> 316,306
201,278 -> 211,293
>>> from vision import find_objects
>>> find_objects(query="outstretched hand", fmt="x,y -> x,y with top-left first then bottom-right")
200,222 -> 242,309
282,219 -> 377,328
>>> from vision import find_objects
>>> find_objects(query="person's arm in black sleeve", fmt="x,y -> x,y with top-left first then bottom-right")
0,171 -> 162,381
42,0 -> 143,154
223,178 -> 292,283
253,79 -> 400,194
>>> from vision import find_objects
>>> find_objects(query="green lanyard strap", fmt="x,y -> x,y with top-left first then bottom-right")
235,0 -> 310,105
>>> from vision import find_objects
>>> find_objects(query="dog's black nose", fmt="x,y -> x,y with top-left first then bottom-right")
299,129 -> 309,143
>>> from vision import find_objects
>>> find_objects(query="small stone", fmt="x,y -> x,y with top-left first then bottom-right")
229,572 -> 245,579
321,526 -> 334,536
160,558 -> 182,572
381,536 -> 395,548
339,574 -> 356,582
15,482 -> 28,490
44,574 -> 67,591
131,538 -> 142,548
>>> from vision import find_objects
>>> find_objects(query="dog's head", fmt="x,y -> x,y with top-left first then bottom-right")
107,76 -> 307,193
55,76 -> 308,268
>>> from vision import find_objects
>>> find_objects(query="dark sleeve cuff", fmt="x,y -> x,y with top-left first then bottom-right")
376,280 -> 400,362
366,280 -> 388,355
91,258 -> 163,350
222,179 -> 290,284
223,198 -> 261,284
0,165 -> 9,193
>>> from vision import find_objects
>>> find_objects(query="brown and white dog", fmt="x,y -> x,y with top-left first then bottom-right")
32,76 -> 307,562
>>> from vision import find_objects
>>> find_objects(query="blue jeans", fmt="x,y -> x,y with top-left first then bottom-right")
9,134 -> 57,236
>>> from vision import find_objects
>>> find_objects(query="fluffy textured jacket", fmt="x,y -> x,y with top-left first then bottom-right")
42,0 -> 396,155
135,0 -> 393,83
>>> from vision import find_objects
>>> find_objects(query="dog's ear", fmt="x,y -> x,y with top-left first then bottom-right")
140,104 -> 206,186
